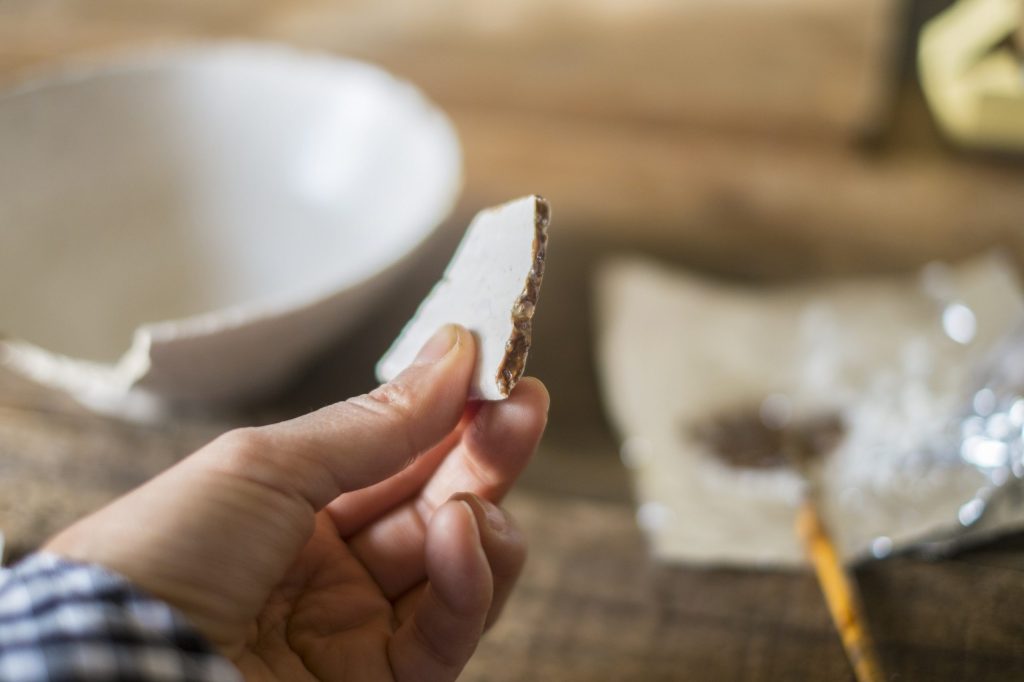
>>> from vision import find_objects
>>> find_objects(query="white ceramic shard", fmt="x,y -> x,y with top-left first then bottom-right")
377,196 -> 550,400
0,43 -> 462,417
596,254 -> 1024,567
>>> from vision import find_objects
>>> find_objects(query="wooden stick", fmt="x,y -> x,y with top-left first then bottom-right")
796,497 -> 884,682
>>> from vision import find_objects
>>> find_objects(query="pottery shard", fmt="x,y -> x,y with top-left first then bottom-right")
376,195 -> 550,400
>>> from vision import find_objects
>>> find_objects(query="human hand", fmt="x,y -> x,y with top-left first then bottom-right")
45,325 -> 549,681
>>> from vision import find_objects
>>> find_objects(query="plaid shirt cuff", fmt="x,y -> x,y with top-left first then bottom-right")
0,553 -> 242,681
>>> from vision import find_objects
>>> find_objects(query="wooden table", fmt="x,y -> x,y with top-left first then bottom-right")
4,220 -> 1024,681
4,1 -> 1024,679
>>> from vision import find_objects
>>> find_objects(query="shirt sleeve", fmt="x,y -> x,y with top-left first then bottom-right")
0,553 -> 242,682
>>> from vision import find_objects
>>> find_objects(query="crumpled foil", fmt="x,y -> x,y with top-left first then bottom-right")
596,254 -> 1024,566
946,320 -> 1024,531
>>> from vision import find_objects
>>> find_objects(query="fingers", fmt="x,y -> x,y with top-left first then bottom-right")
421,378 -> 549,513
394,494 -> 526,631
325,405 -> 479,537
388,500 -> 492,682
452,494 -> 527,629
201,325 -> 476,511
347,378 -> 548,598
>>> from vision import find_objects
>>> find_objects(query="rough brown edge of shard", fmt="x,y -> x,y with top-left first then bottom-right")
494,196 -> 550,398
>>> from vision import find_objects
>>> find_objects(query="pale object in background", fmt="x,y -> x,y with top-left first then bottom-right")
596,255 -> 1024,566
919,0 -> 1024,151
377,196 -> 549,401
0,42 -> 462,418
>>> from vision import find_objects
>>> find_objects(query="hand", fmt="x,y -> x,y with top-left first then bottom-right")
45,325 -> 549,681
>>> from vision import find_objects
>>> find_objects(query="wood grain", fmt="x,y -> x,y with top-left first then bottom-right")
0,0 -> 899,140
466,493 -> 1024,682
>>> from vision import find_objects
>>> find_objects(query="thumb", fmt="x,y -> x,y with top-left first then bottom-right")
206,324 -> 476,510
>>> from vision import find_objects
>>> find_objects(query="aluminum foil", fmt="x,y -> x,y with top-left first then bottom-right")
950,323 -> 1024,530
596,253 -> 1024,566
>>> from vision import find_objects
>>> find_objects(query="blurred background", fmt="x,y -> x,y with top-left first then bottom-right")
2,0 -> 1024,680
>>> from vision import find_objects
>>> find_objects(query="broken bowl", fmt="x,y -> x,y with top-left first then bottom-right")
0,43 -> 462,417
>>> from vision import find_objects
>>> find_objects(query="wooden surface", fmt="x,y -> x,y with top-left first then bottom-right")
4,291 -> 1024,682
4,1 -> 1024,680
0,0 -> 898,140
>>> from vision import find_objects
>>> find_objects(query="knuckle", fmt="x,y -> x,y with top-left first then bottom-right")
365,380 -> 418,422
215,427 -> 271,465
207,427 -> 309,507
350,381 -> 423,456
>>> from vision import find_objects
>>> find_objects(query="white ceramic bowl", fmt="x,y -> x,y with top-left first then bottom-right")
0,43 -> 461,417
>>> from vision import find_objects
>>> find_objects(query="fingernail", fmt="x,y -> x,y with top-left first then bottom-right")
452,492 -> 507,534
414,325 -> 459,365
456,500 -> 478,530
480,500 -> 508,534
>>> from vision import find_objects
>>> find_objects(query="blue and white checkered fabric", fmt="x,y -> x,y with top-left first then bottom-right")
0,554 -> 241,681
